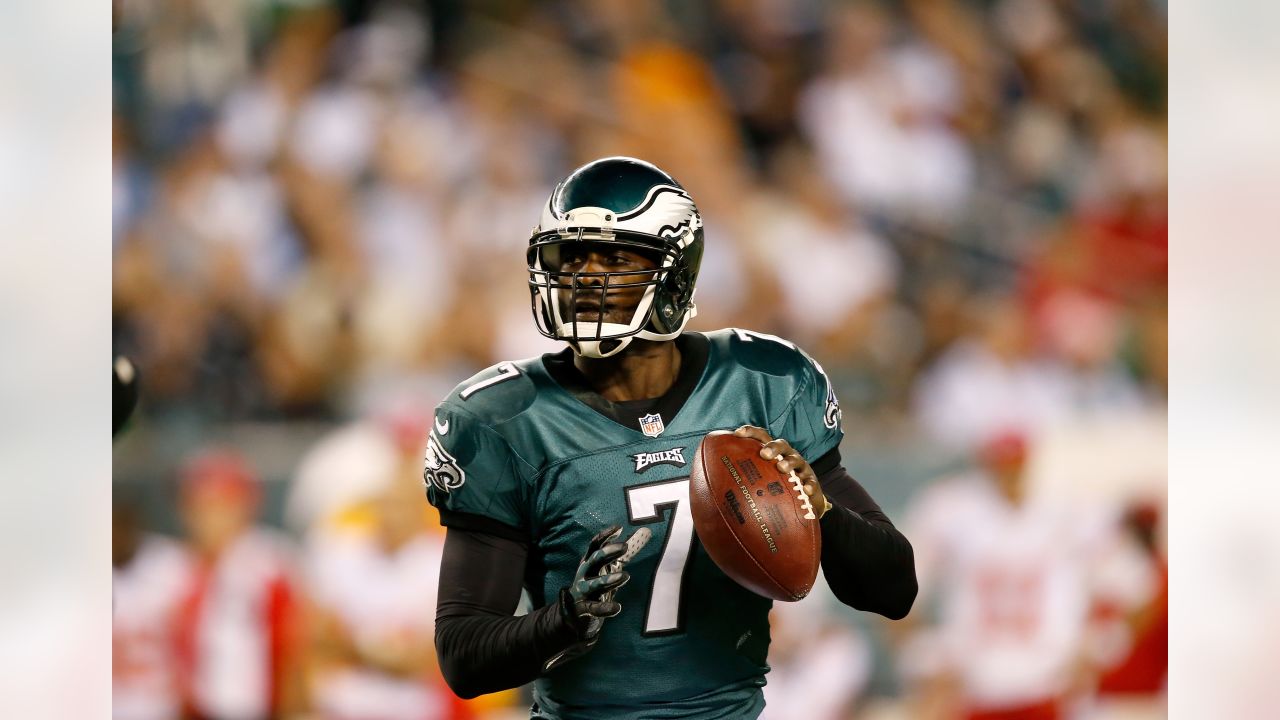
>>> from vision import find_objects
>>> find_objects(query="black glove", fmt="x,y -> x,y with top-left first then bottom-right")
543,525 -> 651,672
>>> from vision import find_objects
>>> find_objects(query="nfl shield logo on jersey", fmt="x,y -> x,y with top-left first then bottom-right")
639,413 -> 666,438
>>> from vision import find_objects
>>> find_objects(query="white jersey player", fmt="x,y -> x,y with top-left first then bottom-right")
113,530 -> 194,720
305,459 -> 456,720
901,432 -> 1111,719
174,449 -> 302,720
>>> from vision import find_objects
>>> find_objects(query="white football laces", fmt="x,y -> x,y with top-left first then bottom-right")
787,470 -> 817,520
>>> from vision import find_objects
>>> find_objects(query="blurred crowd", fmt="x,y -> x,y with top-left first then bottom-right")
112,0 -> 1167,718
111,0 -> 1166,433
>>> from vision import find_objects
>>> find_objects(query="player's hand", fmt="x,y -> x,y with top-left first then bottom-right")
734,425 -> 832,520
544,524 -> 652,672
566,525 -> 631,630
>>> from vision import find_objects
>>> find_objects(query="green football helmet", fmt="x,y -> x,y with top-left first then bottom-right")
528,157 -> 705,358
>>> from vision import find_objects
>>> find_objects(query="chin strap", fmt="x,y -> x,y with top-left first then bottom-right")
563,303 -> 696,359
570,337 -> 634,359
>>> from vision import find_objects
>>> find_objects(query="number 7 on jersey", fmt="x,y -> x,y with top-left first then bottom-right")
624,478 -> 695,635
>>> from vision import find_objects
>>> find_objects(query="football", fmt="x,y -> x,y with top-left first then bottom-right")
688,430 -> 821,601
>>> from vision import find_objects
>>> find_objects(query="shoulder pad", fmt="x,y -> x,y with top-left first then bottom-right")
442,357 -> 541,425
706,328 -> 811,379
712,329 -> 842,454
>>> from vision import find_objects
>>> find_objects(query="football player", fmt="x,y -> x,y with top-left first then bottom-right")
427,157 -> 916,718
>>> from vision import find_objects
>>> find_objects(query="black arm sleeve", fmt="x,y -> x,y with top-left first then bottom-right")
813,450 -> 918,620
433,516 -> 582,699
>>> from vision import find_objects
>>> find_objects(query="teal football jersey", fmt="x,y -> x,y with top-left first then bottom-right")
425,329 -> 843,720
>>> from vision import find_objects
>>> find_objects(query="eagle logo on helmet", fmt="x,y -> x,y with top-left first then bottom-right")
614,185 -> 703,247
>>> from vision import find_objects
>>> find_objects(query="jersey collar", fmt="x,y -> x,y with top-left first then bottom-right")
541,332 -> 710,435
